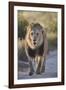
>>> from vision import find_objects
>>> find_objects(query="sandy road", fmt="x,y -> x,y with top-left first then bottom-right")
18,50 -> 57,79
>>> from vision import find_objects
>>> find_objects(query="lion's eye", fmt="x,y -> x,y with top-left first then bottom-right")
31,32 -> 33,35
37,33 -> 38,36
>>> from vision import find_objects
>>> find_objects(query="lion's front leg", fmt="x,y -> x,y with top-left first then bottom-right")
36,56 -> 46,74
28,58 -> 35,76
25,47 -> 34,75
29,57 -> 38,74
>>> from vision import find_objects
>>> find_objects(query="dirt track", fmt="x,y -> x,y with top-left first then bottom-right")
18,50 -> 57,79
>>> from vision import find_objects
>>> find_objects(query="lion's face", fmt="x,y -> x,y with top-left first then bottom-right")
26,23 -> 44,49
29,28 -> 43,48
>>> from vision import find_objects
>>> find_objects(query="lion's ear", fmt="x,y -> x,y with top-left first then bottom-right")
42,30 -> 44,34
42,29 -> 45,36
42,29 -> 47,40
30,23 -> 34,27
27,23 -> 34,31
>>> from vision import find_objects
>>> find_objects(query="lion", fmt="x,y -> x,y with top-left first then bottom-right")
25,23 -> 48,75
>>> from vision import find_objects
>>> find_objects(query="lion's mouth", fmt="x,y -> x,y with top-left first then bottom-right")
33,42 -> 36,45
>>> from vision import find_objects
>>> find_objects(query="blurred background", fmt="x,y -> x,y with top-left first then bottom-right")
18,10 -> 57,79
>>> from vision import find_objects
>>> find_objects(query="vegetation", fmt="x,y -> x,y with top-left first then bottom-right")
18,11 -> 29,39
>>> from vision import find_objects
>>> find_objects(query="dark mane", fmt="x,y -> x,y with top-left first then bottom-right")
27,42 -> 44,58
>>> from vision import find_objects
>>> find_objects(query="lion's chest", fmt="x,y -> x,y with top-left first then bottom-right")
28,42 -> 44,58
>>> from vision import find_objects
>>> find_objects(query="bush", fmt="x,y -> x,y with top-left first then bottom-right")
18,15 -> 29,39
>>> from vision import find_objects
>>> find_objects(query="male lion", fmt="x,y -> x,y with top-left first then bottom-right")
25,23 -> 48,75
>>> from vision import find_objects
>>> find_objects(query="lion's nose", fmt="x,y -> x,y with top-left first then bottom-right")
33,39 -> 36,45
33,39 -> 36,42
